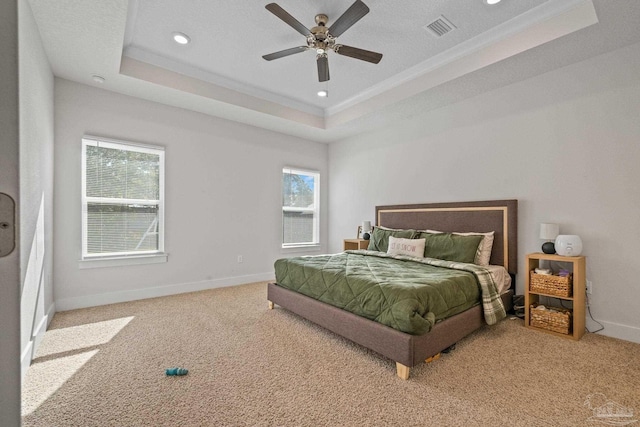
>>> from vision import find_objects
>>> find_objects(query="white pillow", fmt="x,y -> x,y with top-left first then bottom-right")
387,236 -> 425,258
426,230 -> 494,266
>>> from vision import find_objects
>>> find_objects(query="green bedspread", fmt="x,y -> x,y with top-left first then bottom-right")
274,250 -> 506,335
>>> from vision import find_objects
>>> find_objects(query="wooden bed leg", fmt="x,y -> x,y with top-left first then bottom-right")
268,301 -> 274,310
396,362 -> 410,380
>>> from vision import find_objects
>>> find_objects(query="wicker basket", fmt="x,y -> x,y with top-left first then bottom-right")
530,271 -> 572,297
530,303 -> 572,335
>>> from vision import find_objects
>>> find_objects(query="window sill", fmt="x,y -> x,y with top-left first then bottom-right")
281,244 -> 322,254
79,253 -> 168,269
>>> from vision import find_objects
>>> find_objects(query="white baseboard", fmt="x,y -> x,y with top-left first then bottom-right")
55,272 -> 275,312
21,310 -> 50,379
32,314 -> 47,341
46,302 -> 56,327
20,340 -> 33,380
591,319 -> 640,344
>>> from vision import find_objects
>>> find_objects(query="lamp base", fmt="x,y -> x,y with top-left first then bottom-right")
542,242 -> 556,254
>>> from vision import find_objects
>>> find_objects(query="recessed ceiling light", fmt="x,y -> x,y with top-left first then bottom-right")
172,32 -> 191,45
317,90 -> 328,97
92,75 -> 105,84
485,0 -> 501,4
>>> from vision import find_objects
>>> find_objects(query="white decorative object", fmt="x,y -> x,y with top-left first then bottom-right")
362,221 -> 372,233
555,235 -> 583,256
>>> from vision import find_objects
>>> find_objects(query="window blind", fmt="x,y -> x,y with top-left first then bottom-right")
82,137 -> 164,258
282,168 -> 319,247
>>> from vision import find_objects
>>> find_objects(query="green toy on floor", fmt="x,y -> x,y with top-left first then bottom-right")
165,367 -> 188,376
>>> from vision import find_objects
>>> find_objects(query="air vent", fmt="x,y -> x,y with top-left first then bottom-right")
424,16 -> 456,37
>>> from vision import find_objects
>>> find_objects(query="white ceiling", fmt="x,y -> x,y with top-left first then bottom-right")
27,0 -> 640,142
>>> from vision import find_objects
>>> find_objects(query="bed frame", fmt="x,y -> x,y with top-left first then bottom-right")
267,200 -> 518,379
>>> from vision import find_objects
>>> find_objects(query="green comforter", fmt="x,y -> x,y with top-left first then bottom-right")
274,250 -> 506,335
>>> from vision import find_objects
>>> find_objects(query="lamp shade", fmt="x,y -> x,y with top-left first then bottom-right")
362,221 -> 372,232
539,223 -> 559,240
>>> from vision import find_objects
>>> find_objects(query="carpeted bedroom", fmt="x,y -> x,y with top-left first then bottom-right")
9,2 -> 640,425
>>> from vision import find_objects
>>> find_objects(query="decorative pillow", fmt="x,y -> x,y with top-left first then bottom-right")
417,232 -> 484,263
426,230 -> 495,266
367,226 -> 416,252
387,236 -> 425,258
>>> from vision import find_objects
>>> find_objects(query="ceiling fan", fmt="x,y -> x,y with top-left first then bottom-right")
262,0 -> 383,82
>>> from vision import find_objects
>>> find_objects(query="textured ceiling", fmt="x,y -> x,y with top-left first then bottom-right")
26,0 -> 640,142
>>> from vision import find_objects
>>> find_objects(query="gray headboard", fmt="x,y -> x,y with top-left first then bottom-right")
375,200 -> 518,275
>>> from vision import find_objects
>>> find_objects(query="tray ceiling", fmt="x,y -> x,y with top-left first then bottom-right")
26,0 -> 640,142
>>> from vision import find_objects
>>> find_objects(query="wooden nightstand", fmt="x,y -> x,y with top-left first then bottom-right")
524,252 -> 586,340
344,239 -> 369,251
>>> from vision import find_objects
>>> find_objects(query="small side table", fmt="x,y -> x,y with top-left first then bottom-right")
524,252 -> 586,340
344,239 -> 369,251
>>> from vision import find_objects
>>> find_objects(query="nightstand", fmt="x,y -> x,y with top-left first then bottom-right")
344,239 -> 369,251
524,252 -> 586,340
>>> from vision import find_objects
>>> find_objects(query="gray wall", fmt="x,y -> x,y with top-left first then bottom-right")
54,79 -> 328,310
19,0 -> 55,375
329,41 -> 640,343
0,0 -> 20,424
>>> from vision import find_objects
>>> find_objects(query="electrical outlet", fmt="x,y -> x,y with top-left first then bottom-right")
586,280 -> 593,294
237,255 -> 243,263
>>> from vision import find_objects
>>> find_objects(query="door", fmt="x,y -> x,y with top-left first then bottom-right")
0,0 -> 21,424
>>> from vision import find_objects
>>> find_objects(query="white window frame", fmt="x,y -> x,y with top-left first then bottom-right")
282,167 -> 320,249
81,136 -> 166,265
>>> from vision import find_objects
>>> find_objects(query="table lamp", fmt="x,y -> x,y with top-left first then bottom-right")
539,223 -> 559,254
362,221 -> 372,240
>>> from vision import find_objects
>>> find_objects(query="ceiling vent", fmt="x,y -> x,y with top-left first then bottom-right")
424,16 -> 456,37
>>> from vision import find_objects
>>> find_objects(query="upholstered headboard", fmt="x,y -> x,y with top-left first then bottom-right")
376,200 -> 518,275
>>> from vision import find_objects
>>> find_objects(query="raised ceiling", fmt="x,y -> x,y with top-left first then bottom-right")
26,0 -> 640,142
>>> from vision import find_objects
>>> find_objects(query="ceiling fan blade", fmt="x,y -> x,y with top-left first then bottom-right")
334,45 -> 382,64
262,46 -> 308,61
328,0 -> 370,37
265,3 -> 311,37
317,55 -> 329,82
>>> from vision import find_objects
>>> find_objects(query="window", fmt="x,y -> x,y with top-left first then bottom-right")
282,167 -> 319,248
81,136 -> 165,260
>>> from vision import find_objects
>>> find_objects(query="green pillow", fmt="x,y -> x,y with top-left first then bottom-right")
367,227 -> 416,252
417,232 -> 483,263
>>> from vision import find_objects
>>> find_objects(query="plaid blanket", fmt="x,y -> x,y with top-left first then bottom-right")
346,250 -> 507,325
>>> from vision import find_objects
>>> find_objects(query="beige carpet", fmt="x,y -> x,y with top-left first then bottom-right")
23,282 -> 640,427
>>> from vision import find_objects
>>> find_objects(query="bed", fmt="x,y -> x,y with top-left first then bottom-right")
267,200 -> 517,379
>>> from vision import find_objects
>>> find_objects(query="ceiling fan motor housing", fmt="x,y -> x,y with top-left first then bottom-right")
311,20 -> 329,41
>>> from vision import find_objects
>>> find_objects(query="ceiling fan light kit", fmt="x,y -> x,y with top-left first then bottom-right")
263,0 -> 383,83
